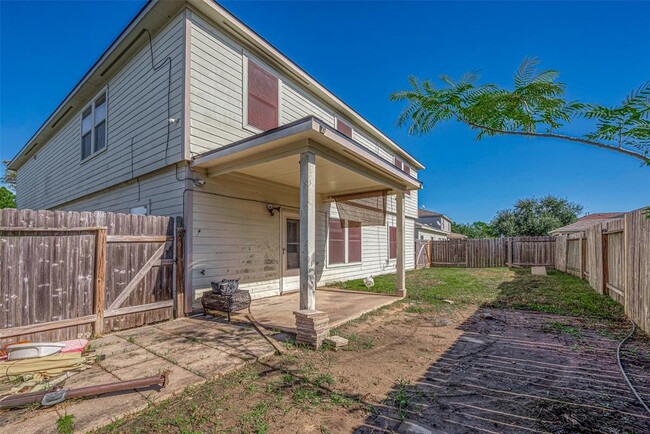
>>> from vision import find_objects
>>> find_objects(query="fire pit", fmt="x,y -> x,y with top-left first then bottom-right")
201,279 -> 251,322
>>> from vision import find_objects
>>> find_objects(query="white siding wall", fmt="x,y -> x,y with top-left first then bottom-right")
58,166 -> 184,217
16,13 -> 185,210
187,11 -> 419,218
191,175 -> 415,303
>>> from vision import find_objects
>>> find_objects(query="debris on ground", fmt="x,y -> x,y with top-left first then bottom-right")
324,335 -> 349,350
531,265 -> 548,275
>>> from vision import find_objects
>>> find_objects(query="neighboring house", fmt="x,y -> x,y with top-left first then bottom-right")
549,213 -> 625,236
414,222 -> 448,241
9,0 -> 423,314
415,209 -> 452,240
446,232 -> 468,240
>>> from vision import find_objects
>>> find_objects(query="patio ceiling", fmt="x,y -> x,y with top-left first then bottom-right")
191,117 -> 422,196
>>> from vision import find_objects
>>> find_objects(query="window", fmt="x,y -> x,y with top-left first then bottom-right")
286,218 -> 300,269
348,221 -> 361,263
394,157 -> 411,196
328,218 -> 362,265
336,118 -> 352,138
81,92 -> 107,160
389,226 -> 397,259
247,59 -> 279,131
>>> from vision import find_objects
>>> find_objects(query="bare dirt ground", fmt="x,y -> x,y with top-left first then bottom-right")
359,308 -> 650,433
97,269 -> 650,433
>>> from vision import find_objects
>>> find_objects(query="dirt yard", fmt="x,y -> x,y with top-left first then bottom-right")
94,268 -> 650,433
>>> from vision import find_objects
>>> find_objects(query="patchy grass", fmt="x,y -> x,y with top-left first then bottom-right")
56,414 -> 74,434
332,267 -> 626,322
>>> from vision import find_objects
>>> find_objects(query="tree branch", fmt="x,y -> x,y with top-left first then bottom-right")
464,121 -> 649,163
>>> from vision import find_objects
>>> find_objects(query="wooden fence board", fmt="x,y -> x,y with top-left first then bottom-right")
428,236 -> 554,268
624,209 -> 650,334
0,209 -> 177,342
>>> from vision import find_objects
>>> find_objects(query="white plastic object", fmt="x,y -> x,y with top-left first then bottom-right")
7,343 -> 65,360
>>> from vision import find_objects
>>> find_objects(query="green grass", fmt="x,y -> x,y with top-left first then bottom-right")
56,414 -> 74,434
330,267 -> 626,321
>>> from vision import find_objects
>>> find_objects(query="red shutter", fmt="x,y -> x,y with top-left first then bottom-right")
336,119 -> 353,138
329,218 -> 345,264
394,157 -> 403,171
347,221 -> 362,263
389,226 -> 397,259
248,60 -> 279,131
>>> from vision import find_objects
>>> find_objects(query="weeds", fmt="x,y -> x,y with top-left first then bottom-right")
392,378 -> 411,421
56,414 -> 74,434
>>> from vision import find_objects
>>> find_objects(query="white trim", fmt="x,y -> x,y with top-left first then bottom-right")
242,52 -> 282,133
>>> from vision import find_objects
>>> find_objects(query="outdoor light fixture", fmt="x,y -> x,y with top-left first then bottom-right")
192,178 -> 205,187
266,203 -> 281,216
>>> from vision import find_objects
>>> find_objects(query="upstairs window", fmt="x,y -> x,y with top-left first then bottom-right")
394,157 -> 412,195
328,218 -> 362,265
81,92 -> 107,160
247,59 -> 279,131
336,118 -> 352,138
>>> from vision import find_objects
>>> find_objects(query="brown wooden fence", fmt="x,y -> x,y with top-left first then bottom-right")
0,209 -> 184,342
554,208 -> 650,334
415,236 -> 556,269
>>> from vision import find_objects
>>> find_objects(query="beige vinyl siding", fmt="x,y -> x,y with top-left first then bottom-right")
190,175 -> 299,303
57,166 -> 184,217
187,12 -> 420,192
16,13 -> 185,210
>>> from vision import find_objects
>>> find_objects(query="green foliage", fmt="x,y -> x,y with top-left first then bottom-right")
490,195 -> 582,236
392,58 -> 650,163
1,160 -> 16,187
451,221 -> 496,238
0,186 -> 16,209
56,414 -> 74,434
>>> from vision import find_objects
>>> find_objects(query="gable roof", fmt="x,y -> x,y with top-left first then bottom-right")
9,0 -> 424,172
549,212 -> 625,235
418,209 -> 452,222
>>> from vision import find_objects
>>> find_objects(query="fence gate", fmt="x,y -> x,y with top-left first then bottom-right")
0,209 -> 183,342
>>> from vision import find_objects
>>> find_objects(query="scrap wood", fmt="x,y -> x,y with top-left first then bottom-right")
0,352 -> 93,379
245,311 -> 285,355
0,371 -> 169,410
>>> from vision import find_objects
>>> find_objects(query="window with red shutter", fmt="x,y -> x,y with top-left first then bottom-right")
247,59 -> 279,131
336,118 -> 353,138
394,157 -> 403,171
329,218 -> 345,265
348,221 -> 362,263
389,226 -> 397,259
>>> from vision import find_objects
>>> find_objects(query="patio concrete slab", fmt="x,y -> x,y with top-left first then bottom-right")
249,288 -> 399,333
0,316 -> 274,434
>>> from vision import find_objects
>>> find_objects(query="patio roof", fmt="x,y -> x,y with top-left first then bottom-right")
191,117 -> 422,196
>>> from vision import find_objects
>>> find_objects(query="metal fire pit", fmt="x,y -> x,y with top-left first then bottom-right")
201,283 -> 251,322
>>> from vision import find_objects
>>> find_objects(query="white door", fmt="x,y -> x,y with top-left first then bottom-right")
281,212 -> 301,294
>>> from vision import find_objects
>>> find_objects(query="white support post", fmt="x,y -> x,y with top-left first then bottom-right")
396,192 -> 406,297
299,151 -> 317,310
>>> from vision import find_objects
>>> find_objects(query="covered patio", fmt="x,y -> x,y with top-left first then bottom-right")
248,288 -> 399,334
191,116 -> 421,346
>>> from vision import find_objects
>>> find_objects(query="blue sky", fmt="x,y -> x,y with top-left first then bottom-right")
1,1 -> 648,222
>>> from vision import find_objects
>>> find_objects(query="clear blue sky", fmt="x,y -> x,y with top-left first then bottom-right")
1,1 -> 648,222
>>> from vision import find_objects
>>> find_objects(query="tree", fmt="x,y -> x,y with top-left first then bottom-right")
1,160 -> 16,188
452,221 -> 496,239
490,195 -> 582,237
0,187 -> 16,209
391,58 -> 650,164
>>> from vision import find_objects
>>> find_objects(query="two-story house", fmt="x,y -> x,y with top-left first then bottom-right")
415,209 -> 453,241
9,0 -> 424,317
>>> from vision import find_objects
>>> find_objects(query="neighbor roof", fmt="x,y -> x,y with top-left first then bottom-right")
9,0 -> 424,172
549,213 -> 625,235
418,209 -> 452,221
415,222 -> 448,234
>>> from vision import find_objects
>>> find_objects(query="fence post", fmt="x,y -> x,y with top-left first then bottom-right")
175,216 -> 185,318
93,228 -> 107,336
602,230 -> 609,296
580,233 -> 587,280
428,241 -> 432,268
